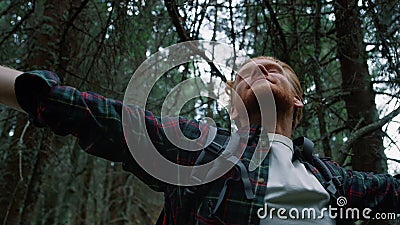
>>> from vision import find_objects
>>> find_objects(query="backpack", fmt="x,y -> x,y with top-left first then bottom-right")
161,127 -> 354,225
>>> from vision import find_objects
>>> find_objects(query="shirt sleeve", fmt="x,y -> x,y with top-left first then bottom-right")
327,160 -> 400,213
14,70 -> 206,191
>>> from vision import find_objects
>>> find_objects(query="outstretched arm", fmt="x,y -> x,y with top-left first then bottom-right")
0,68 -> 130,161
0,66 -> 25,112
327,160 -> 400,213
1,69 -> 205,191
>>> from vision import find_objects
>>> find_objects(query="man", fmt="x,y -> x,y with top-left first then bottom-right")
0,56 -> 399,225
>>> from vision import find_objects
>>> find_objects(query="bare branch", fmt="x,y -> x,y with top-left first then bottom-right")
262,0 -> 288,56
79,1 -> 115,88
387,158 -> 400,164
382,131 -> 400,153
164,0 -> 228,82
338,105 -> 400,165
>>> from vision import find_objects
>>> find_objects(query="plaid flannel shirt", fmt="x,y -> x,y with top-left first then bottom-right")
14,70 -> 400,225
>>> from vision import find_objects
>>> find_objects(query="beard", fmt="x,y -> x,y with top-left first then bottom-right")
249,81 -> 293,115
231,83 -> 293,127
271,88 -> 294,113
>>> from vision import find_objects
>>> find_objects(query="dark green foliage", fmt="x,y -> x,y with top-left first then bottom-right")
0,0 -> 399,224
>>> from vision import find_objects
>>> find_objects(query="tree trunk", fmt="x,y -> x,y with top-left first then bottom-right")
19,131 -> 55,225
334,0 -> 387,173
109,165 -> 128,225
78,158 -> 94,225
313,0 -> 332,157
18,0 -> 71,224
0,115 -> 39,225
101,163 -> 113,225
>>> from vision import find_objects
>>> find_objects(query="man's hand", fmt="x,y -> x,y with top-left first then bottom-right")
0,66 -> 25,113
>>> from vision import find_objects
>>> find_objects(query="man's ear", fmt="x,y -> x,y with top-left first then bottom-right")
294,95 -> 303,109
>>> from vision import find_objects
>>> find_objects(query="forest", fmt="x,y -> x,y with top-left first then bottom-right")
0,0 -> 399,224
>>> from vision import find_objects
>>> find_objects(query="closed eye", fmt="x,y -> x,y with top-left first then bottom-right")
264,65 -> 283,74
268,69 -> 279,73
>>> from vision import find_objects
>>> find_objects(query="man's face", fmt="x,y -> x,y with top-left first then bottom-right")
231,58 -> 300,122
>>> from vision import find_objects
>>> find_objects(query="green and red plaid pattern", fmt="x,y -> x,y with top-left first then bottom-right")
14,70 -> 400,225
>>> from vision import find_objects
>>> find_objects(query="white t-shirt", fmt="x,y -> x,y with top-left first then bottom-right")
259,134 -> 335,225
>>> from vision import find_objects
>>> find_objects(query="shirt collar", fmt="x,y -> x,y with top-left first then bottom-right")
267,133 -> 294,154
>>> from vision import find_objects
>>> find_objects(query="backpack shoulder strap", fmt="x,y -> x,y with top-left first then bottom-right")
293,136 -> 314,163
311,155 -> 344,200
177,127 -> 255,225
293,137 -> 344,200
294,137 -> 357,225
177,126 -> 228,224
